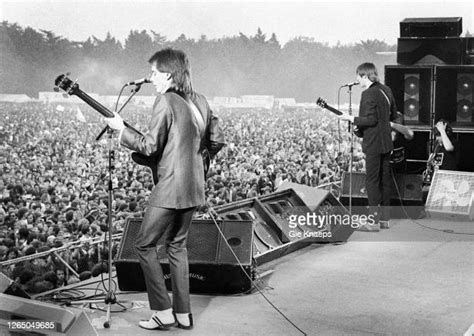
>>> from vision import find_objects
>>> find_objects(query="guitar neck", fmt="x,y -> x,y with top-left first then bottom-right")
74,90 -> 114,118
73,88 -> 141,134
322,104 -> 343,116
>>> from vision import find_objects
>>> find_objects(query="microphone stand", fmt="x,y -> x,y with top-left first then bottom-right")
70,84 -> 141,328
99,84 -> 144,328
337,87 -> 343,153
345,84 -> 355,217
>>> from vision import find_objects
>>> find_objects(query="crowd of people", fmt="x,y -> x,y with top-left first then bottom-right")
0,100 -> 364,292
206,106 -> 365,205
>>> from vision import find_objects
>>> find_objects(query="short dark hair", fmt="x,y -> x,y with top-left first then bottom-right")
149,48 -> 194,95
356,62 -> 379,83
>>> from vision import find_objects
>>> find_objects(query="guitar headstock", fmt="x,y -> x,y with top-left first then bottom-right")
54,74 -> 79,96
316,97 -> 328,109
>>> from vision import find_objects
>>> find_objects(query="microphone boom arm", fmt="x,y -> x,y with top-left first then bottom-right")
96,84 -> 143,141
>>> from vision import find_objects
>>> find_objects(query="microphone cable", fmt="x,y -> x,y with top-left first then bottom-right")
206,205 -> 308,336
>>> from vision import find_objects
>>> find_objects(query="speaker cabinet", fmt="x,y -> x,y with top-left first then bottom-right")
400,17 -> 462,38
115,218 -> 254,294
258,188 -> 313,243
458,133 -> 474,172
425,170 -> 474,220
0,293 -> 97,335
397,37 -> 465,66
405,130 -> 431,162
435,65 -> 474,127
465,38 -> 474,65
385,65 -> 433,125
276,182 -> 355,243
214,197 -> 286,257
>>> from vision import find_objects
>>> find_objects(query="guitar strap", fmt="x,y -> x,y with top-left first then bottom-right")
379,89 -> 391,108
187,99 -> 206,137
168,89 -> 206,136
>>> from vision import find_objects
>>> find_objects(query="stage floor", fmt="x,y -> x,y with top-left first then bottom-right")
36,218 -> 474,335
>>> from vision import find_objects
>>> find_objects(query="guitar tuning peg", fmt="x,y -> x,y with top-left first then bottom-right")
53,87 -> 59,92
66,72 -> 70,76
62,93 -> 69,99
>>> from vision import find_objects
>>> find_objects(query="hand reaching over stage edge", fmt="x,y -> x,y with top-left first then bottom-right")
105,112 -> 125,131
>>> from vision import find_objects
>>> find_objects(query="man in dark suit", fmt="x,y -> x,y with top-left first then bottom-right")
339,63 -> 397,231
106,48 -> 224,330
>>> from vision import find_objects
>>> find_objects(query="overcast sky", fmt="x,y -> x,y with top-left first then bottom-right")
1,0 -> 473,45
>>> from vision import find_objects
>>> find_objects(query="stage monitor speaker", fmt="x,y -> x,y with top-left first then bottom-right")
276,182 -> 355,243
340,172 -> 424,218
258,188 -> 313,242
434,65 -> 474,127
397,37 -> 465,66
213,197 -> 285,257
0,293 -> 97,335
425,170 -> 474,220
400,17 -> 462,38
385,65 -> 433,125
214,193 -> 327,265
115,218 -> 254,294
0,272 -> 30,299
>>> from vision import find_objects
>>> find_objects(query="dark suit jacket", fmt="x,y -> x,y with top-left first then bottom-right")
121,90 -> 213,209
354,82 -> 397,154
190,92 -> 225,161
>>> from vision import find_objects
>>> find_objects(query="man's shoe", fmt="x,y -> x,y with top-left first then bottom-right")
379,220 -> 390,229
174,312 -> 193,330
138,313 -> 176,330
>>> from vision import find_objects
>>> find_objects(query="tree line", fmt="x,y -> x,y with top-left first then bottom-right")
1,21 -> 397,102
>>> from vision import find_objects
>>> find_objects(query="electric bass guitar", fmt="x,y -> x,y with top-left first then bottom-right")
54,73 -> 211,185
316,97 -> 414,140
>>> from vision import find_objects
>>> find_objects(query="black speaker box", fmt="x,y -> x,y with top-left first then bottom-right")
385,65 -> 433,126
397,37 -> 465,66
276,182 -> 355,243
434,65 -> 474,127
258,188 -> 312,243
400,17 -> 462,38
405,130 -> 431,162
214,197 -> 287,258
458,133 -> 474,172
115,218 -> 254,294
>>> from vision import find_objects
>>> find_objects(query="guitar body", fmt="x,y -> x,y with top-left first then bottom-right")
131,152 -> 159,184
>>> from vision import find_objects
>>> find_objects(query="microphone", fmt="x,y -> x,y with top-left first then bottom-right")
126,78 -> 151,86
341,82 -> 359,87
